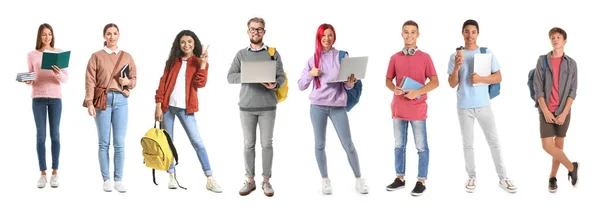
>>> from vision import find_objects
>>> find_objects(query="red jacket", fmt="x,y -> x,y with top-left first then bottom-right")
155,56 -> 208,114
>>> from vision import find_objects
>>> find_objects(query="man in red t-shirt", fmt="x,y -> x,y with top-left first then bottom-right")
532,27 -> 579,193
384,20 -> 439,197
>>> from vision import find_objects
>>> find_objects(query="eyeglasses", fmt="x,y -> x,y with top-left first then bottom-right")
248,27 -> 265,33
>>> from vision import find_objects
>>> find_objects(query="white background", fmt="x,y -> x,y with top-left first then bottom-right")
1,0 -> 596,214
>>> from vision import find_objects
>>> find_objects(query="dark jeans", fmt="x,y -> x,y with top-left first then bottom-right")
32,98 -> 62,171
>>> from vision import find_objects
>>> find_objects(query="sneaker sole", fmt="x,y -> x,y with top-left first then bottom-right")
411,191 -> 424,196
548,188 -> 557,193
386,186 -> 405,191
264,191 -> 274,197
51,185 -> 58,188
208,188 -> 223,193
239,187 -> 256,196
465,188 -> 475,193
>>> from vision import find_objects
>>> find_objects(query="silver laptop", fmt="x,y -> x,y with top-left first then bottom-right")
329,56 -> 369,83
241,60 -> 276,83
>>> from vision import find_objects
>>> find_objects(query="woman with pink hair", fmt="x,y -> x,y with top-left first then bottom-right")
298,23 -> 368,195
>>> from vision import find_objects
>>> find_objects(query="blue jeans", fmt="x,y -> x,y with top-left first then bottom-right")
310,104 -> 361,178
32,98 -> 62,171
393,118 -> 429,180
95,91 -> 128,181
163,106 -> 213,176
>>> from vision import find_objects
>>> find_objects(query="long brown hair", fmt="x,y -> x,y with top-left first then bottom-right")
103,23 -> 119,46
35,23 -> 55,50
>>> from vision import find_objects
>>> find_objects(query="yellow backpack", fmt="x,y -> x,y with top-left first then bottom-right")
268,47 -> 288,103
140,122 -> 186,189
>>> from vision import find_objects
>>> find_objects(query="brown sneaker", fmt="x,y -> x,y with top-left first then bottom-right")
262,182 -> 274,197
239,180 -> 256,196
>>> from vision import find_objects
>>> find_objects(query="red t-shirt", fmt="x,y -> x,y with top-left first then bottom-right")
385,50 -> 437,120
548,57 -> 562,113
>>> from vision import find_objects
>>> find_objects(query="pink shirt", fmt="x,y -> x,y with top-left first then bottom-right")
26,49 -> 68,98
386,50 -> 437,120
548,57 -> 562,113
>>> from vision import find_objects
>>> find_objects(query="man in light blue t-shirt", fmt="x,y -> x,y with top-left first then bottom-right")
447,19 -> 517,194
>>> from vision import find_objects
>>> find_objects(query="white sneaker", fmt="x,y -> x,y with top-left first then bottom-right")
355,178 -> 369,194
499,178 -> 517,193
465,177 -> 476,193
206,176 -> 223,193
322,178 -> 332,195
114,181 -> 127,193
168,173 -> 178,189
37,175 -> 47,188
50,174 -> 59,188
103,180 -> 112,192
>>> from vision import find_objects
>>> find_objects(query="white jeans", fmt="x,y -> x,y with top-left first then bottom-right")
457,106 -> 507,180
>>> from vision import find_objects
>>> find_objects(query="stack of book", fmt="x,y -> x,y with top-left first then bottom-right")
16,72 -> 36,82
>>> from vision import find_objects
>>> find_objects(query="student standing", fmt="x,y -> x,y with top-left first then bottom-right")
384,20 -> 438,196
447,19 -> 516,193
26,23 -> 68,189
533,27 -> 579,193
83,23 -> 136,193
227,17 -> 286,197
154,30 -> 222,193
298,23 -> 369,195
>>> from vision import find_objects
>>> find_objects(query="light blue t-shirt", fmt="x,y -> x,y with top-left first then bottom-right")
447,47 -> 501,109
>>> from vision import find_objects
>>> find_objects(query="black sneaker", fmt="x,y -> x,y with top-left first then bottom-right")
386,178 -> 405,191
548,177 -> 557,193
411,182 -> 426,196
568,162 -> 579,187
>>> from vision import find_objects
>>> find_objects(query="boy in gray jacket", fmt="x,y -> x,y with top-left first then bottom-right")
533,27 -> 579,193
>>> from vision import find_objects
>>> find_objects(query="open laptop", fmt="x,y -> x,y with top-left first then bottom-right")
241,60 -> 276,83
329,56 -> 369,83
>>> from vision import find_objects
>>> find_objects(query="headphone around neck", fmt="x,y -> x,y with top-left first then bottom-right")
402,47 -> 418,56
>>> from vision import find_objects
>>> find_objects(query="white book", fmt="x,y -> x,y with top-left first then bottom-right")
473,53 -> 492,86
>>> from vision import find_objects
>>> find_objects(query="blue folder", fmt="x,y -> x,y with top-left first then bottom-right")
400,76 -> 424,99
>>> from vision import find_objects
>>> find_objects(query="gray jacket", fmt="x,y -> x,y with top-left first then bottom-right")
533,52 -> 578,115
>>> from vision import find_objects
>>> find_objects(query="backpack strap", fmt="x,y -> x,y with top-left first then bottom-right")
338,50 -> 347,62
268,47 -> 276,60
480,47 -> 487,54
152,169 -> 158,185
171,168 -> 187,190
163,130 -> 179,165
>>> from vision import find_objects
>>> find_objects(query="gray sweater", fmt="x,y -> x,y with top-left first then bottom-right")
533,52 -> 578,115
227,47 -> 286,111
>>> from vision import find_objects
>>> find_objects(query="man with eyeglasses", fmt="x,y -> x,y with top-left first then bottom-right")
227,17 -> 286,197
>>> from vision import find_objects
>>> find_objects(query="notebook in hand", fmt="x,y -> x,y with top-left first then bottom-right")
473,53 -> 492,86
120,64 -> 130,90
41,50 -> 71,70
399,76 -> 424,99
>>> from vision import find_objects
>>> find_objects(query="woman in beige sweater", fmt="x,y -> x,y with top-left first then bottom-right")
83,23 -> 137,193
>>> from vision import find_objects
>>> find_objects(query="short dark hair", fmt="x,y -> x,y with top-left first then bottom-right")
462,19 -> 479,32
402,20 -> 419,30
549,27 -> 567,40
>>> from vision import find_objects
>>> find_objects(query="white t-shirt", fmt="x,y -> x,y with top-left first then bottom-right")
169,60 -> 187,109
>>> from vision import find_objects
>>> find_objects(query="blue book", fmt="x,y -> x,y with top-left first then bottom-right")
400,76 -> 424,99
